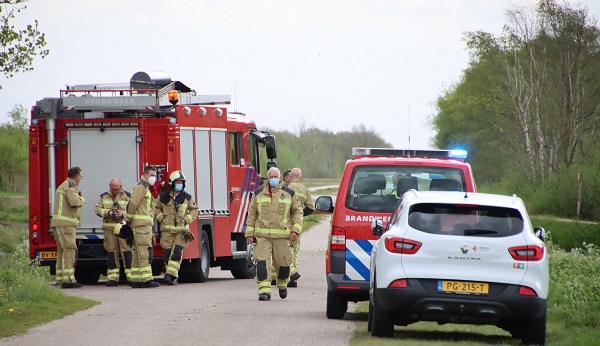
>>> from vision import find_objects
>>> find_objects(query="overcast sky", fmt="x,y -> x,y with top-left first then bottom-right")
1,0 -> 599,149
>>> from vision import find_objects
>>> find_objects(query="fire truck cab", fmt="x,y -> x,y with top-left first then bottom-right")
28,71 -> 276,284
315,148 -> 477,319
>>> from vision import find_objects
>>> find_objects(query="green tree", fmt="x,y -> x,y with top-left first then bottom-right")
266,123 -> 391,179
0,0 -> 49,88
433,0 -> 600,218
0,104 -> 28,193
459,0 -> 600,184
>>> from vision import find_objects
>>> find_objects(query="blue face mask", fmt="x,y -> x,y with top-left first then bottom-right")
174,183 -> 183,192
269,178 -> 280,187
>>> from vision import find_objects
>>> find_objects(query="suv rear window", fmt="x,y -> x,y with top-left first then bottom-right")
346,166 -> 467,213
407,203 -> 524,237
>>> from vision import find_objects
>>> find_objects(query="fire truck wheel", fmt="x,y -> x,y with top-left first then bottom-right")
74,267 -> 101,285
231,260 -> 257,279
179,230 -> 210,283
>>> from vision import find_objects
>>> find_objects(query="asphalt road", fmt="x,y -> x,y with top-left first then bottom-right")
1,215 -> 356,346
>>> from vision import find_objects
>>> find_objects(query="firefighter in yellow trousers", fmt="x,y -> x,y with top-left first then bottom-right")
246,167 -> 304,301
51,166 -> 85,289
94,178 -> 132,286
127,166 -> 159,288
286,167 -> 315,287
156,171 -> 199,285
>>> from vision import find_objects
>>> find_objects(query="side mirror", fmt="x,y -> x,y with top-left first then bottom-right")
534,227 -> 546,241
372,218 -> 383,237
264,135 -> 277,159
266,161 -> 278,170
315,196 -> 334,213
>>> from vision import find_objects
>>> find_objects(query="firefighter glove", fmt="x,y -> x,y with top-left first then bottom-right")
182,230 -> 195,242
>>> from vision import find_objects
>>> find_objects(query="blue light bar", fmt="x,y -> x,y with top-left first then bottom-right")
450,149 -> 468,159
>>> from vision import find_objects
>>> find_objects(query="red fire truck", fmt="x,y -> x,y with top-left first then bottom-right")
28,71 -> 277,284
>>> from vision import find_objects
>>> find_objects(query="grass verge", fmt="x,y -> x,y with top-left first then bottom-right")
0,227 -> 99,339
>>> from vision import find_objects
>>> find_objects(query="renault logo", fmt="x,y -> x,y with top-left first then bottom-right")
461,243 -> 469,254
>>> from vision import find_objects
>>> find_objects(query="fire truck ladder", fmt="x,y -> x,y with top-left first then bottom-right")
60,72 -> 231,113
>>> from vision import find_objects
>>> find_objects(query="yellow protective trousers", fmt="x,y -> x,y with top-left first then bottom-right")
103,229 -> 134,282
160,231 -> 188,279
254,237 -> 293,295
130,225 -> 153,283
290,233 -> 302,276
53,226 -> 77,284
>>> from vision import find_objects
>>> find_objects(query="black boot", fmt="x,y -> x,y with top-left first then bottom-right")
163,274 -> 173,285
279,288 -> 288,299
61,282 -> 82,289
142,280 -> 160,288
106,280 -> 118,287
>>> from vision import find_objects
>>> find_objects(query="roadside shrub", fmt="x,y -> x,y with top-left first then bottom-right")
548,242 -> 600,329
0,240 -> 57,309
530,216 -> 600,249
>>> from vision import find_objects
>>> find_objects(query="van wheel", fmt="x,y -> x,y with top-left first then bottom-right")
180,230 -> 210,283
371,285 -> 394,337
326,290 -> 348,319
521,311 -> 546,345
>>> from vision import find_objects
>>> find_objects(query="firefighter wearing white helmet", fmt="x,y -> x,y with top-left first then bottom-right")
155,170 -> 199,285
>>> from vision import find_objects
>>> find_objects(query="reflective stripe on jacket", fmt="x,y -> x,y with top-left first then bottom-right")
94,189 -> 131,231
287,180 -> 315,216
156,189 -> 199,232
50,178 -> 86,227
245,183 -> 303,239
127,177 -> 155,227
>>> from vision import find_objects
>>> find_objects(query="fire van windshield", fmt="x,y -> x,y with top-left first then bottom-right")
346,166 -> 467,213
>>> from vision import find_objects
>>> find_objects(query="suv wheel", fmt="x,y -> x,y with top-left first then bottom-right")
371,285 -> 394,337
367,298 -> 374,332
521,311 -> 546,345
326,290 -> 347,319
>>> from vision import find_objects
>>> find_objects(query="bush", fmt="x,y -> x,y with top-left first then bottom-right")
0,240 -> 58,310
547,242 -> 600,329
530,216 -> 600,250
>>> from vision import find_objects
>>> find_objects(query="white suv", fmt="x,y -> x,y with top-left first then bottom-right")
368,191 -> 549,345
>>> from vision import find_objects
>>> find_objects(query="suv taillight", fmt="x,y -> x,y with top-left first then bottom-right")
384,237 -> 421,254
508,245 -> 544,261
330,227 -> 346,251
519,286 -> 538,297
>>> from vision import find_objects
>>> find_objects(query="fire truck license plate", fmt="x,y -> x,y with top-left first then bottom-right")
39,251 -> 58,259
438,280 -> 489,295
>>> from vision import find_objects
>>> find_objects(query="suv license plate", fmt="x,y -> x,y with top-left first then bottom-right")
438,280 -> 489,295
39,251 -> 58,259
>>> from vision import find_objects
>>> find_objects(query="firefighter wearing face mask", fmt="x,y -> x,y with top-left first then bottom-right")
94,178 -> 132,286
127,166 -> 159,288
245,167 -> 304,301
156,170 -> 199,285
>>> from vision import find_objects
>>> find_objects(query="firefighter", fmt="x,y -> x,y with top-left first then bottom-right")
282,169 -> 292,186
286,167 -> 315,287
126,166 -> 160,288
246,167 -> 304,301
94,178 -> 132,286
50,166 -> 86,289
155,171 -> 199,285
269,168 -> 293,283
